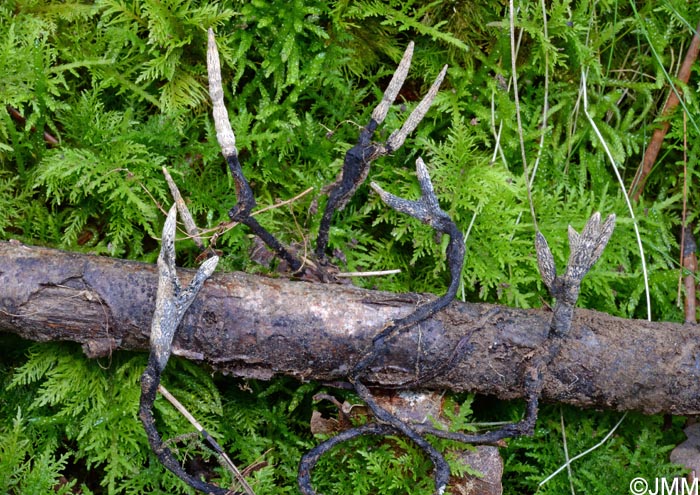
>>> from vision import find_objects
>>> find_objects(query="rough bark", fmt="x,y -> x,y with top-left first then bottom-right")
1,240 -> 699,415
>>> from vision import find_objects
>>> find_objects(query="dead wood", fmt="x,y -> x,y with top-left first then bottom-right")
1,240 -> 699,416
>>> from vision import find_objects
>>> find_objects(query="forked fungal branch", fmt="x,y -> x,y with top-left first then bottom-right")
535,212 -> 616,337
315,42 -> 447,265
139,205 -> 232,495
299,157 -> 543,495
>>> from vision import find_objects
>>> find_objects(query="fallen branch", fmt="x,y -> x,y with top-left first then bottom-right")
1,240 -> 698,416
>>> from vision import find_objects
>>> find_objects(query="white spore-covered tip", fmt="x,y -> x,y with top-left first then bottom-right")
207,28 -> 237,157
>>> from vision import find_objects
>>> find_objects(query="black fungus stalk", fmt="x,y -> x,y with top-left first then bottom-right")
207,29 -> 304,275
315,42 -> 447,265
138,206 -> 231,495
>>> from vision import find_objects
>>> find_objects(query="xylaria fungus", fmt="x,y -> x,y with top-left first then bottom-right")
138,30 -> 616,495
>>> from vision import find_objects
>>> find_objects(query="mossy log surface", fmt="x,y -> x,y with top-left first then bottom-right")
1,241 -> 698,415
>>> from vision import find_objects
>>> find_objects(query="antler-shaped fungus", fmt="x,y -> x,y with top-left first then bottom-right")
300,158 -> 545,495
139,206 -> 232,495
535,212 -> 616,337
315,42 -> 447,264
301,157 -> 460,495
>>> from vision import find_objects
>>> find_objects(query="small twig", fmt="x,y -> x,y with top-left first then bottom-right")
681,226 -> 697,324
253,186 -> 314,216
6,105 -> 59,147
679,112 -> 697,323
559,408 -> 576,495
162,167 -> 204,249
171,186 -> 315,248
335,269 -> 401,278
629,21 -> 700,200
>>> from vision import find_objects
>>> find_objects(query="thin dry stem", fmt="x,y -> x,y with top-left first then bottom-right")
336,269 -> 401,278
254,187 -> 314,215
539,413 -> 627,487
529,0 -> 550,188
580,68 -> 651,321
508,0 -> 538,230
559,409 -> 576,495
158,385 -> 255,495
163,167 -> 204,249
196,186 -> 314,247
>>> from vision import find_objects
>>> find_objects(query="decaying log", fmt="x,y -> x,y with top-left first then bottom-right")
1,240 -> 699,415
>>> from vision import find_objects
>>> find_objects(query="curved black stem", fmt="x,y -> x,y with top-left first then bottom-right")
302,157 -> 466,495
299,422 -> 404,495
355,157 -> 465,377
224,154 -> 304,274
139,206 -> 236,495
140,357 -> 233,495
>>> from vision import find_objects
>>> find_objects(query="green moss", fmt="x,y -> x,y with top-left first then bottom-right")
1,0 -> 698,492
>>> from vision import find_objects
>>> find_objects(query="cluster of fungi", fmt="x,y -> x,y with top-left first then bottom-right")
138,30 -> 615,495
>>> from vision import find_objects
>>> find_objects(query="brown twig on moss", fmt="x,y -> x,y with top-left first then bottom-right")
629,21 -> 700,200
681,226 -> 697,324
6,105 -> 59,147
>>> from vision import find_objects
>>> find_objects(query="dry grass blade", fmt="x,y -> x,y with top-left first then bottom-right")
539,413 -> 628,487
580,67 -> 651,321
508,0 -> 537,230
